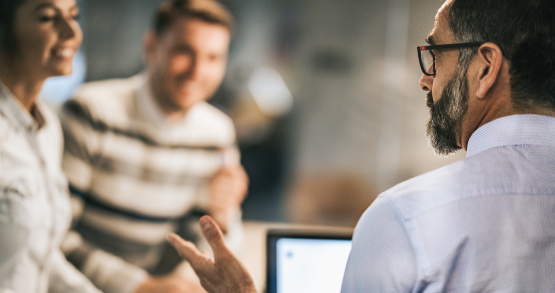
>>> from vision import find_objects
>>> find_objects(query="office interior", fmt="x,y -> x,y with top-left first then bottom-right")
42,0 -> 466,228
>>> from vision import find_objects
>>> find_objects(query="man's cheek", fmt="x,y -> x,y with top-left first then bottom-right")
432,83 -> 446,103
170,55 -> 192,75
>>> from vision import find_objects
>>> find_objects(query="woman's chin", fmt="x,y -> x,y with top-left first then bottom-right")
47,66 -> 73,78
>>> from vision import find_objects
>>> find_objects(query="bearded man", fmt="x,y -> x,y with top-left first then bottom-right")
166,0 -> 555,291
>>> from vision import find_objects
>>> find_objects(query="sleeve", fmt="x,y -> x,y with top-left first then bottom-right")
340,197 -> 418,293
0,187 -> 29,292
0,186 -> 99,293
48,249 -> 102,293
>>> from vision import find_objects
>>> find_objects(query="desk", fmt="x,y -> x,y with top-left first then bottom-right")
239,221 -> 354,292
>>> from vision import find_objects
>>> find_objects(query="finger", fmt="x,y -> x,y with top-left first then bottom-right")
198,216 -> 230,260
166,233 -> 208,269
197,275 -> 215,293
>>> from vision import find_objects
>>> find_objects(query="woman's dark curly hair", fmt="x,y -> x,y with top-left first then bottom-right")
0,0 -> 29,56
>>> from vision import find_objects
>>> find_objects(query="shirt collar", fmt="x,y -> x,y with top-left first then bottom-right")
0,80 -> 45,131
466,114 -> 555,157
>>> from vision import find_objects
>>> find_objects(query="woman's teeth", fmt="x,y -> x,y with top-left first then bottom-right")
54,48 -> 74,58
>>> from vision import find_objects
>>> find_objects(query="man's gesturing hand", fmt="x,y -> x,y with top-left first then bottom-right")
133,274 -> 206,293
166,216 -> 257,293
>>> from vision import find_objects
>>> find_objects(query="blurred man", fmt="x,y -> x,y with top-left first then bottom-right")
167,0 -> 555,291
59,0 -> 248,292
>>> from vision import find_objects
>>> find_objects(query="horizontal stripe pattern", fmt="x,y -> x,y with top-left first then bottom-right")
70,185 -> 207,223
58,75 -> 242,291
63,100 -> 223,150
60,75 -> 239,217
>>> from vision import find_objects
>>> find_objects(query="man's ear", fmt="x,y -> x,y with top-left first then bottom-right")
475,42 -> 504,99
143,31 -> 157,65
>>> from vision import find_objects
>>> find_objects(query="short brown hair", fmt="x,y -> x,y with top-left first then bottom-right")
153,0 -> 234,37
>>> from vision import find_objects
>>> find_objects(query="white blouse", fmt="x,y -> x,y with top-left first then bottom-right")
0,82 -> 100,293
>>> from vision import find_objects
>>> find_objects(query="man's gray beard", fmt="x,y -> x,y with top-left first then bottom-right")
425,66 -> 469,157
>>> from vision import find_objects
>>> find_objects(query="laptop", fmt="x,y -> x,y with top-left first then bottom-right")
266,228 -> 353,293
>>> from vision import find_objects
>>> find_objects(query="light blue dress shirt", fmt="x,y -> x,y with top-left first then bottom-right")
341,114 -> 555,292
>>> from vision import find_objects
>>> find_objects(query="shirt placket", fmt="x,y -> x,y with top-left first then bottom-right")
24,116 -> 58,278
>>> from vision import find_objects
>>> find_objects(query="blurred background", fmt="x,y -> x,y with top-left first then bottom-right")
43,0 -> 465,227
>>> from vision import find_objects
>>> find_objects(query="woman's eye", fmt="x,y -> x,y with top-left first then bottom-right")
37,7 -> 60,22
39,15 -> 55,22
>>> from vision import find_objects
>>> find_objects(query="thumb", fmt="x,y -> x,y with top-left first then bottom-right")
166,233 -> 205,268
199,215 -> 230,260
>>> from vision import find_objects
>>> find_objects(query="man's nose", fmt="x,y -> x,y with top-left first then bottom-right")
419,74 -> 432,92
187,56 -> 204,80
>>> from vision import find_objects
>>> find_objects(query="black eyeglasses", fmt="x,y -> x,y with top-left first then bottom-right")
417,42 -> 484,76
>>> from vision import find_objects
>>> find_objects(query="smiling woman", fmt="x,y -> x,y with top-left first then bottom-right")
15,1 -> 81,74
1,0 -> 82,102
0,0 -> 100,292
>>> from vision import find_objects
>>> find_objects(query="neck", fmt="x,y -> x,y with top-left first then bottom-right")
460,94 -> 555,150
0,53 -> 46,112
147,73 -> 188,123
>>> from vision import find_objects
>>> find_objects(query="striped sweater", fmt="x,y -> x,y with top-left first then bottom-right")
59,74 -> 243,293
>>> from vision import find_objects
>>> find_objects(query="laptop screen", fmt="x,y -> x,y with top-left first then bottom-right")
266,229 -> 352,293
